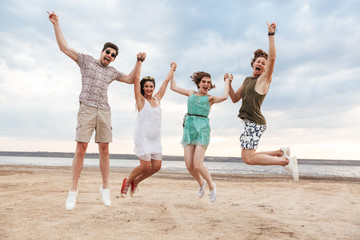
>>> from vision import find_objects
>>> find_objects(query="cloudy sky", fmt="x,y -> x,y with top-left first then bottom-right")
0,0 -> 359,160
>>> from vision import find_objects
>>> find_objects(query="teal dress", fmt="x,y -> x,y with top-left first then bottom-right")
181,94 -> 211,149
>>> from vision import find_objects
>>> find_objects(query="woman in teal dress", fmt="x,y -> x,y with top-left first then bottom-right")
170,68 -> 232,202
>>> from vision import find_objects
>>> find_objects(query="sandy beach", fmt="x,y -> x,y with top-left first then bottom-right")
1,165 -> 359,240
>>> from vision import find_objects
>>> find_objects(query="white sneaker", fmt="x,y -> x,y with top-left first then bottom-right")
280,147 -> 291,158
285,156 -> 299,182
209,183 -> 217,202
198,180 -> 207,198
100,186 -> 111,207
65,190 -> 78,210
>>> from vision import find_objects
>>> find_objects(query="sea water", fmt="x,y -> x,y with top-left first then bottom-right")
1,156 -> 359,179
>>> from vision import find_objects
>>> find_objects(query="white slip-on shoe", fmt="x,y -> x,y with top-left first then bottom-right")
65,190 -> 78,210
198,179 -> 207,198
209,183 -> 217,202
285,156 -> 299,182
100,186 -> 111,207
280,147 -> 291,158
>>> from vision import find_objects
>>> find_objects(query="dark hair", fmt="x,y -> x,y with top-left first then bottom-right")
140,77 -> 156,96
251,49 -> 268,67
102,42 -> 119,57
191,71 -> 215,90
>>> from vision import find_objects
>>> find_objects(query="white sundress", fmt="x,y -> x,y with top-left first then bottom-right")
134,97 -> 162,161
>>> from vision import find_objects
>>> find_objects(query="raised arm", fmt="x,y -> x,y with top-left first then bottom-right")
263,21 -> 276,83
119,72 -> 134,84
119,52 -> 146,84
133,52 -> 146,111
170,66 -> 194,97
229,78 -> 243,103
209,73 -> 232,106
154,62 -> 177,101
47,11 -> 78,61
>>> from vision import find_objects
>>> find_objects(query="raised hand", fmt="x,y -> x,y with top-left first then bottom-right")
137,52 -> 146,62
47,11 -> 58,25
141,52 -> 146,62
136,52 -> 142,61
266,21 -> 276,34
224,73 -> 233,82
170,61 -> 177,71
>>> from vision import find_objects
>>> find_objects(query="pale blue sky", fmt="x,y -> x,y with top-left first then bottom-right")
0,0 -> 359,160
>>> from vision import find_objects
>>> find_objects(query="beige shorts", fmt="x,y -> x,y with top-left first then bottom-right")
75,104 -> 112,143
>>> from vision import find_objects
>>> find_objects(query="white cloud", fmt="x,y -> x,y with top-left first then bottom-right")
0,0 -> 359,160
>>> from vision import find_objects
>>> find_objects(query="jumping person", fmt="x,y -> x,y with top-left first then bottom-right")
48,11 -> 141,210
120,56 -> 177,197
170,69 -> 232,202
228,21 -> 299,181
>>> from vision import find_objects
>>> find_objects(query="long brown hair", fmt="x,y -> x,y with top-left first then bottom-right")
140,76 -> 155,96
191,71 -> 215,90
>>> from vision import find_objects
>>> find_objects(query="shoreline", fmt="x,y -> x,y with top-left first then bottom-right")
2,164 -> 360,182
1,151 -> 360,165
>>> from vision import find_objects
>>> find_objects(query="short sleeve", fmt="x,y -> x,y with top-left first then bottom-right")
75,53 -> 85,68
114,70 -> 125,81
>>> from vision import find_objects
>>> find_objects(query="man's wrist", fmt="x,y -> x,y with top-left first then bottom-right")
268,32 -> 275,36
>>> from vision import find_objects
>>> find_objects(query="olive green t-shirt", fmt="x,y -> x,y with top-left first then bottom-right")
238,76 -> 267,125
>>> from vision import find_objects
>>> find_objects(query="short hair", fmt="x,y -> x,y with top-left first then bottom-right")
251,49 -> 268,67
102,42 -> 119,57
140,77 -> 156,96
191,71 -> 215,90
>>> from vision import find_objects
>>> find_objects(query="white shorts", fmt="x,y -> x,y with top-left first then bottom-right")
137,153 -> 162,161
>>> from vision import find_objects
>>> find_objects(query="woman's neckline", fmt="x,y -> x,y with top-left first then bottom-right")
145,97 -> 159,108
194,93 -> 207,97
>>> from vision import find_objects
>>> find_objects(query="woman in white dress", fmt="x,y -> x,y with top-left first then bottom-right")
121,53 -> 177,197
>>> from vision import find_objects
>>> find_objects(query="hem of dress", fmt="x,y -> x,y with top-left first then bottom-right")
181,143 -> 208,150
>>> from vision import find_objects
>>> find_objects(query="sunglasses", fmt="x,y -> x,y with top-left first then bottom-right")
143,76 -> 154,80
105,49 -> 117,58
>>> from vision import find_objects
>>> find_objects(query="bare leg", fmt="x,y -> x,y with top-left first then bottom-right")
125,160 -> 152,186
71,142 -> 88,191
133,159 -> 162,185
184,145 -> 204,186
98,142 -> 110,189
192,145 -> 215,190
241,148 -> 289,166
256,150 -> 283,157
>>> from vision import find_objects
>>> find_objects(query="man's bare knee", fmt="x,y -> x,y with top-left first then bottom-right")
98,143 -> 109,155
76,143 -> 87,157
